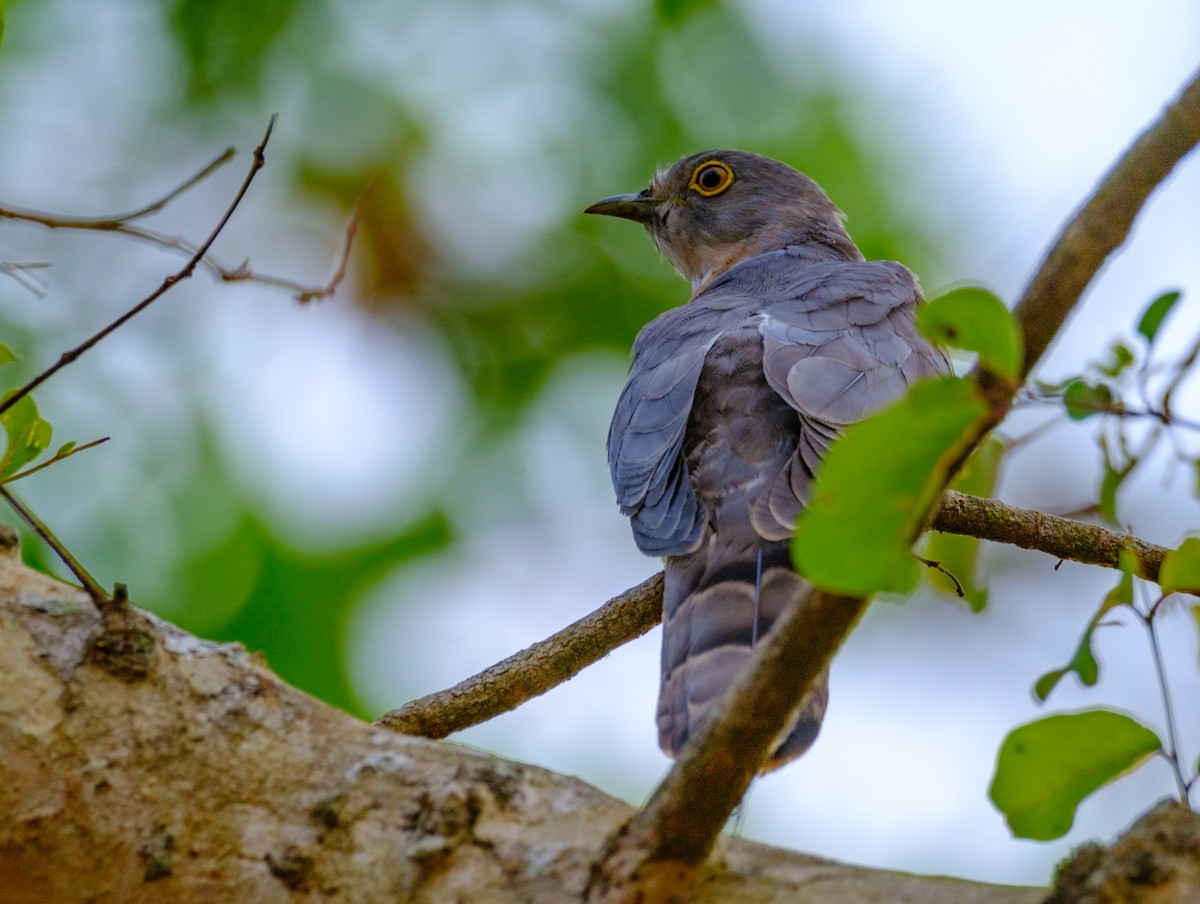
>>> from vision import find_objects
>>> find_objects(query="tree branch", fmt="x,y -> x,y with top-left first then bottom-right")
1015,69 -> 1200,374
379,490 -> 1171,740
585,66 -> 1200,902
0,527 -> 1052,903
931,490 -> 1167,580
376,572 -> 664,738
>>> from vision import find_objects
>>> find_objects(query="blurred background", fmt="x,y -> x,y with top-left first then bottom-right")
1,0 -> 1198,886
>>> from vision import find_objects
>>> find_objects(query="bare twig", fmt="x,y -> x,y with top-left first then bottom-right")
0,259 -> 51,296
917,555 -> 966,597
1015,71 -> 1200,375
292,178 -> 377,303
0,148 -> 235,231
0,137 -> 360,302
0,484 -> 107,604
0,116 -> 277,422
376,572 -> 663,738
1022,392 -> 1200,433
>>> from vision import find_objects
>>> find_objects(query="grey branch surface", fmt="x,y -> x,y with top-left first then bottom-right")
584,66 -> 1200,903
0,528 -> 1050,903
379,490 -> 1170,741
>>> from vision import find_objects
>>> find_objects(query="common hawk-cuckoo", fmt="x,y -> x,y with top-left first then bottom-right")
587,151 -> 949,770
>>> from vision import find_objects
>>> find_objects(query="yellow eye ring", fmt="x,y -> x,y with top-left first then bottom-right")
688,160 -> 734,197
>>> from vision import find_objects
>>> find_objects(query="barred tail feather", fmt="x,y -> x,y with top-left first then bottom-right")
658,542 -> 828,771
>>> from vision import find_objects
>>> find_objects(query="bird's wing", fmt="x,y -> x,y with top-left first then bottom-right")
607,299 -> 755,556
752,256 -> 951,537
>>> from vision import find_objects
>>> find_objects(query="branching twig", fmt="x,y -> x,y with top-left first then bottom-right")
0,259 -> 51,296
0,137 -> 362,302
0,437 -> 110,484
0,116 -> 277,422
291,178 -> 377,303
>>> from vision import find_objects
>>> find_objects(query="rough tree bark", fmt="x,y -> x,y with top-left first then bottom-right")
1,526 -> 1197,902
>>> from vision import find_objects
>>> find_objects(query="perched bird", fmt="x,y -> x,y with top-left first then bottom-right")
587,151 -> 948,770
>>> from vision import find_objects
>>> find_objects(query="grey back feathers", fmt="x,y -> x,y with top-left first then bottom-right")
591,151 -> 949,770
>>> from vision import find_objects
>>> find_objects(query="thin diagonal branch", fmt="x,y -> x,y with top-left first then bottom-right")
380,490 -> 1171,740
0,436 -> 110,484
0,484 -> 107,604
0,116 -> 276,421
304,178 -> 376,302
376,572 -> 663,738
1016,71 -> 1200,374
585,66 -> 1200,903
0,148 -> 235,231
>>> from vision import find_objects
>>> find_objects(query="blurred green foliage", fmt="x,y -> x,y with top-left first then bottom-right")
0,0 -> 946,716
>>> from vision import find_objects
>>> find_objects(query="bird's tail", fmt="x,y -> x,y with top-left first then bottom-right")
658,539 -> 828,772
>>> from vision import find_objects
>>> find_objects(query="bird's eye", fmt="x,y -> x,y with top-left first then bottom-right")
688,161 -> 734,197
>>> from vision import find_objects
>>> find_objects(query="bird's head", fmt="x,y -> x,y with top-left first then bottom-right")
586,150 -> 860,293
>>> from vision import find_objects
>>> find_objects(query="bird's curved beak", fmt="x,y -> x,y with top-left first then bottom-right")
584,193 -> 662,223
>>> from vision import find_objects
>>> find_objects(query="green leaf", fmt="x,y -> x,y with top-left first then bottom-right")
0,343 -> 18,368
1035,550 -> 1136,702
1099,444 -> 1132,521
1193,605 -> 1200,669
1097,434 -> 1134,525
1034,376 -> 1077,394
0,392 -> 52,479
55,441 -> 76,457
1160,537 -> 1200,595
1136,290 -> 1181,345
655,0 -> 717,23
169,0 -> 298,102
1097,341 -> 1135,378
1062,379 -> 1114,420
925,435 -> 1006,611
918,287 -> 1022,378
793,377 -> 987,596
990,710 -> 1162,841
